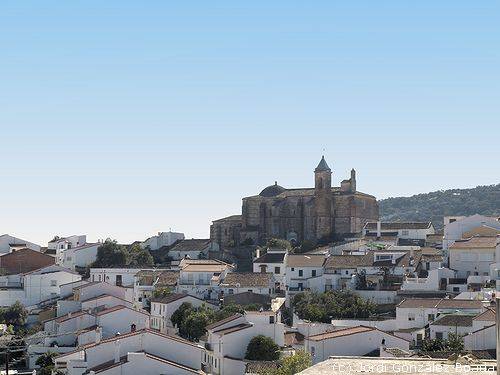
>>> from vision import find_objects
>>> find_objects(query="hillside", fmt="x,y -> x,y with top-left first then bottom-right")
379,184 -> 500,230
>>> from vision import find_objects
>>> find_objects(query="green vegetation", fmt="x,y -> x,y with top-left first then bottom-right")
92,239 -> 153,268
152,287 -> 172,299
245,335 -> 280,361
379,184 -> 500,230
421,333 -> 464,352
35,352 -> 64,375
171,302 -> 246,341
265,238 -> 292,250
292,290 -> 376,322
0,301 -> 28,329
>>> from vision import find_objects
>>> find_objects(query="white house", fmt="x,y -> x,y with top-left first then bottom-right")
44,305 -> 150,347
448,236 -> 498,278
150,293 -> 218,334
363,222 -> 435,243
395,298 -> 483,330
54,328 -> 204,375
48,235 -> 87,265
134,269 -> 179,308
285,254 -> 326,296
464,307 -> 496,351
0,234 -> 41,254
219,272 -> 275,296
400,268 -> 456,293
90,267 -> 157,287
203,310 -> 285,375
141,231 -> 185,251
429,314 -> 475,340
304,326 -> 410,364
177,259 -> 235,300
443,215 -> 500,250
61,243 -> 100,270
58,293 -> 134,317
72,281 -> 134,303
253,248 -> 287,289
168,239 -> 219,260
0,264 -> 82,309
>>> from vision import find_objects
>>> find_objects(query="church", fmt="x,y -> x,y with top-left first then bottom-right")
210,156 -> 379,248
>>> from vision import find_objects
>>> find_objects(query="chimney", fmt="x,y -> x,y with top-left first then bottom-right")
377,221 -> 382,238
114,339 -> 121,364
255,248 -> 260,260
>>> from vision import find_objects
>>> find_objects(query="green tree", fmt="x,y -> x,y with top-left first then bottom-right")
171,302 -> 195,331
215,304 -> 245,321
93,239 -> 129,267
152,287 -> 171,299
245,335 -> 280,361
445,333 -> 464,352
292,290 -> 375,322
275,351 -> 312,375
0,301 -> 28,327
183,311 -> 211,341
421,338 -> 445,352
36,352 -> 60,375
128,243 -> 154,267
266,238 -> 292,250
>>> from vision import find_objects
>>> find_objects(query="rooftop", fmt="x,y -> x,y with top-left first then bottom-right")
307,326 -> 374,341
170,239 -> 212,252
287,254 -> 326,268
254,252 -> 286,264
220,272 -> 273,288
205,313 -> 243,330
430,314 -> 474,327
449,236 -> 498,249
397,298 -> 483,309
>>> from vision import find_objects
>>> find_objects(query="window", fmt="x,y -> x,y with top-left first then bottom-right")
298,282 -> 303,290
310,346 -> 315,357
247,289 -> 253,292
298,270 -> 303,277
436,332 -> 443,340
291,268 -> 295,271
408,313 -> 415,321
66,256 -> 72,261
453,287 -> 460,292
116,274 -> 123,286
312,270 -> 317,277
50,280 -> 57,287
228,289 -> 234,294
345,270 -> 349,275
402,230 -> 409,236
92,275 -> 95,282
428,314 -> 435,321
269,316 -> 275,324
274,266 -> 280,274
98,275 -> 102,282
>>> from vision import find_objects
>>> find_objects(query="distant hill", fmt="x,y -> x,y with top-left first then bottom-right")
379,184 -> 500,230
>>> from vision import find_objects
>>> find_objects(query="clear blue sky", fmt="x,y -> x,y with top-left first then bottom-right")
1,1 -> 499,245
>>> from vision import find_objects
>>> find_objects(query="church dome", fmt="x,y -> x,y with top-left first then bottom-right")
259,182 -> 286,197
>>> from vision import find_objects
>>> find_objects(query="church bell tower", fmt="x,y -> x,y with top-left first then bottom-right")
314,156 -> 333,241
